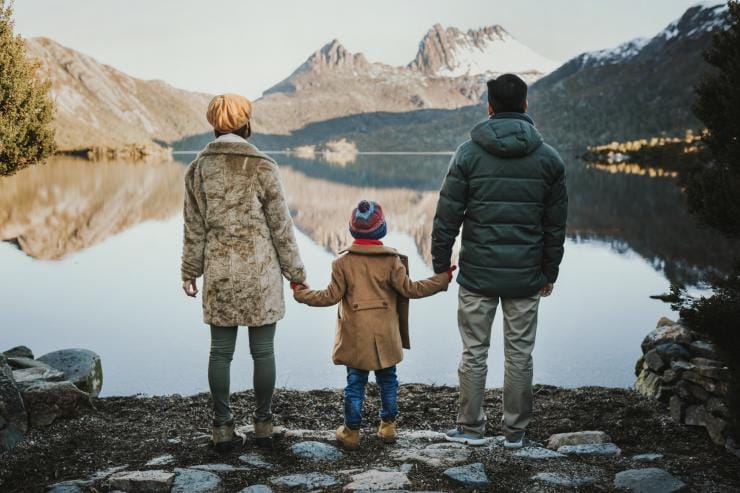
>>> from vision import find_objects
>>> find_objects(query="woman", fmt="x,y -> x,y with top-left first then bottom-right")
181,93 -> 306,451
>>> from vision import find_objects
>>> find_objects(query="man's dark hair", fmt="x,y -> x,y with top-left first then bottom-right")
487,74 -> 528,113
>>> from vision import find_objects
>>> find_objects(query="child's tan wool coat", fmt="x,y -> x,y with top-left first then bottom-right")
294,244 -> 449,370
181,140 -> 306,327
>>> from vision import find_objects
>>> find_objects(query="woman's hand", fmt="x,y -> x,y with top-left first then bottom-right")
290,281 -> 310,291
447,265 -> 457,282
183,279 -> 198,297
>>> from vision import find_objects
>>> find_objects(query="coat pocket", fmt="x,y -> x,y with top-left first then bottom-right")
351,299 -> 389,311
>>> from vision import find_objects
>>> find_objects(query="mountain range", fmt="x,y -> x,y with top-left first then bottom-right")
24,3 -> 730,155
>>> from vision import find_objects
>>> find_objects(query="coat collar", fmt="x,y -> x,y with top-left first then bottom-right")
199,139 -> 275,163
339,244 -> 401,256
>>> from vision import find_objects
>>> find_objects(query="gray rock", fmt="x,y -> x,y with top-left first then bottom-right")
7,356 -> 54,370
531,472 -> 596,487
642,324 -> 692,353
172,468 -> 222,493
238,486 -> 272,493
17,379 -> 93,427
290,440 -> 343,461
0,354 -> 28,452
614,468 -> 687,492
108,470 -> 175,492
546,430 -> 611,449
3,346 -> 34,359
644,349 -> 666,372
655,343 -> 691,362
633,453 -> 664,462
239,452 -> 275,469
12,366 -> 66,384
671,360 -> 694,372
635,370 -> 662,398
47,465 -> 128,489
391,441 -> 471,467
684,404 -> 707,426
399,463 -> 413,474
513,446 -> 565,459
46,485 -> 83,493
38,349 -> 103,397
443,462 -> 490,488
703,412 -> 728,446
145,454 -> 176,466
270,472 -> 338,489
688,340 -> 720,360
558,442 -> 622,456
344,469 -> 411,490
707,397 -> 729,417
190,463 -> 248,472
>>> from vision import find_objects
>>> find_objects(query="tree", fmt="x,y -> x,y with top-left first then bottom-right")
688,1 -> 740,237
0,2 -> 55,176
675,1 -> 740,443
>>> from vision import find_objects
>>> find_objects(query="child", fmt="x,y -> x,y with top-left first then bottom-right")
292,200 -> 454,449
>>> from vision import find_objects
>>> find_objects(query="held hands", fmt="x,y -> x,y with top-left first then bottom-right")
290,281 -> 310,291
182,279 -> 198,297
540,282 -> 554,297
447,265 -> 457,282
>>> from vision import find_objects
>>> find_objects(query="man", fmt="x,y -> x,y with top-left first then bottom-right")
432,74 -> 568,448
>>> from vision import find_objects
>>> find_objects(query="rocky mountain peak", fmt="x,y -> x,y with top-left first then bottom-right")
408,23 -> 556,78
303,39 -> 370,73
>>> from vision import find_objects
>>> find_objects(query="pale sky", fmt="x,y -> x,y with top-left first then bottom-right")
13,0 -> 717,99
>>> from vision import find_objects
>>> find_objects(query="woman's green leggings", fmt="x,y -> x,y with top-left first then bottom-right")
209,323 -> 276,424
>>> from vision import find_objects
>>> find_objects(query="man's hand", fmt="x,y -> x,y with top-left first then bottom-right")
540,282 -> 554,297
183,279 -> 198,297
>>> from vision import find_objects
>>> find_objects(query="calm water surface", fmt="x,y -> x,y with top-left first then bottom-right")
0,153 -> 732,396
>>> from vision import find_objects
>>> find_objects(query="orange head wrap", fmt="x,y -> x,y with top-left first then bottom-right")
206,93 -> 253,133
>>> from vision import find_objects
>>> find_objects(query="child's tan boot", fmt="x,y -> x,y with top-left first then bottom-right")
336,424 -> 360,450
377,419 -> 397,443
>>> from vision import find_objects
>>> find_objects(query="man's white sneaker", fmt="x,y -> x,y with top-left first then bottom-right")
503,437 -> 525,449
445,427 -> 487,446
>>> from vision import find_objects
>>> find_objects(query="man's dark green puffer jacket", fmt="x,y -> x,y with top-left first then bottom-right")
431,112 -> 568,298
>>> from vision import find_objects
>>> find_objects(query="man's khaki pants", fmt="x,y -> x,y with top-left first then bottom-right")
457,285 -> 540,441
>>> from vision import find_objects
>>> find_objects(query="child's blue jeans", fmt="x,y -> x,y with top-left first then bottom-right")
344,366 -> 398,428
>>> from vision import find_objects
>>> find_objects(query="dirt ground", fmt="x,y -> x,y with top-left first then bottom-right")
1,384 -> 739,492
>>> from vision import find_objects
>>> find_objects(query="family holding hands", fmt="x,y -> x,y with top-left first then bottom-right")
181,74 -> 568,453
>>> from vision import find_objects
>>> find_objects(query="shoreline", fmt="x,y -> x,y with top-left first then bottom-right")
2,384 -> 739,492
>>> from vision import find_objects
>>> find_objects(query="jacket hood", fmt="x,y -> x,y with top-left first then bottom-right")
199,140 -> 274,162
470,113 -> 544,158
339,244 -> 403,257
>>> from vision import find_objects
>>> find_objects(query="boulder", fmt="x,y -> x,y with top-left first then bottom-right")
0,354 -> 28,452
290,440 -> 343,461
172,468 -> 222,493
108,470 -> 174,492
443,462 -> 491,488
558,442 -> 622,456
635,355 -> 645,377
662,369 -> 679,384
688,340 -> 720,360
531,472 -> 595,487
706,397 -> 729,417
641,324 -> 692,353
547,430 -> 611,449
7,357 -> 54,370
644,349 -> 666,372
38,349 -> 103,397
343,469 -> 411,490
270,472 -> 338,489
144,455 -> 176,467
683,371 -> 725,394
18,379 -> 94,427
12,366 -> 66,384
614,468 -> 687,492
655,343 -> 691,362
238,452 -> 274,469
703,412 -> 728,446
689,358 -> 730,381
635,370 -> 662,398
669,396 -> 685,422
671,360 -> 694,372
3,346 -> 34,359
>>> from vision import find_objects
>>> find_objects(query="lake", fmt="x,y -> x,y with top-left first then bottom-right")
0,152 -> 733,396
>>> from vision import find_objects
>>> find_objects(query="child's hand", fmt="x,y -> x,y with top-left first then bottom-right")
290,281 -> 309,291
447,265 -> 457,282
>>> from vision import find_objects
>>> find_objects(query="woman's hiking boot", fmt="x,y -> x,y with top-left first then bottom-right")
254,417 -> 275,448
212,418 -> 240,453
336,424 -> 360,450
377,419 -> 397,443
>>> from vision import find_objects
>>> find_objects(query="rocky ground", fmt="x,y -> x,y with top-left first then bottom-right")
1,384 -> 739,492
